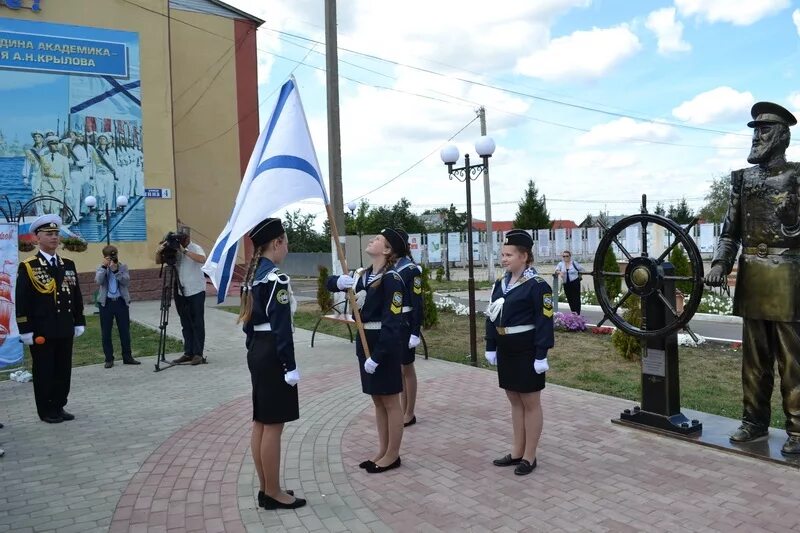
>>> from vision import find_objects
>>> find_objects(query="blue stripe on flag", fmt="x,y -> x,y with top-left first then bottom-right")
254,79 -> 296,169
210,231 -> 231,263
254,155 -> 328,202
69,80 -> 141,114
216,243 -> 238,304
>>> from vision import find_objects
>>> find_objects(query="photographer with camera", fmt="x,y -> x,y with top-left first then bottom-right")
95,245 -> 139,368
156,230 -> 207,365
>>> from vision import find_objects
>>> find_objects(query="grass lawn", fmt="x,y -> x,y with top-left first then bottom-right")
243,302 -> 785,429
2,313 -> 184,381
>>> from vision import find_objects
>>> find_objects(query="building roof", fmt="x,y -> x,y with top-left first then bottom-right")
551,219 -> 578,230
170,0 -> 264,26
471,219 -> 515,232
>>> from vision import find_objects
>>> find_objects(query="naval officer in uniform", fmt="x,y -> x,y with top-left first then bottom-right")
16,215 -> 86,423
706,101 -> 800,455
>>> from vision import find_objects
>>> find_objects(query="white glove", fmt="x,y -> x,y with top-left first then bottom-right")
364,358 -> 378,374
408,335 -> 421,349
74,326 -> 85,338
337,275 -> 356,290
284,369 -> 300,386
534,358 -> 549,374
484,351 -> 497,366
20,333 -> 34,346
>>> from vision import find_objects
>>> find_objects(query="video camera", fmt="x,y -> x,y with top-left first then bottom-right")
159,231 -> 185,265
109,250 -> 118,263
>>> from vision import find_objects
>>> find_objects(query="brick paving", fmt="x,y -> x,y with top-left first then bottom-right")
1,298 -> 799,532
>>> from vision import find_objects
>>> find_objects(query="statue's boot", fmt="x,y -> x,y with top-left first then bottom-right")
781,435 -> 800,455
729,422 -> 768,443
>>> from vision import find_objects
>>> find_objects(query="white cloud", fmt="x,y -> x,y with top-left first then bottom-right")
645,8 -> 691,54
675,0 -> 790,26
564,150 -> 638,169
793,9 -> 800,36
576,117 -> 677,147
671,87 -> 754,124
712,129 -> 751,151
516,24 -> 641,81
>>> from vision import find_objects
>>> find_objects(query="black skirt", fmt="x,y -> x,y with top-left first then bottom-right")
496,330 -> 546,393
247,332 -> 299,424
356,329 -> 403,395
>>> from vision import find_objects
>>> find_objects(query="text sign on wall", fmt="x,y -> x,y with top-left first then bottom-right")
0,30 -> 128,77
145,188 -> 172,199
1,0 -> 42,12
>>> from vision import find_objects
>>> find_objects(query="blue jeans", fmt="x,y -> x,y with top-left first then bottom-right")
99,298 -> 132,362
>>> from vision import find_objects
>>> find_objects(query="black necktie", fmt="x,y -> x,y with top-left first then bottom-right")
50,257 -> 56,268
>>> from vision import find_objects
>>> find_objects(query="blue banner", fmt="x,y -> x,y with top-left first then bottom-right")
0,29 -> 128,77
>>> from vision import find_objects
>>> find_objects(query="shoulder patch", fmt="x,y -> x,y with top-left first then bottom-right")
533,275 -> 547,284
390,291 -> 403,314
542,292 -> 553,318
413,276 -> 422,295
276,289 -> 289,305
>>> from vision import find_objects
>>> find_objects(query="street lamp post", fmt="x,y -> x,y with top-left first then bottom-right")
84,195 -> 129,245
347,200 -> 364,268
440,136 -> 496,367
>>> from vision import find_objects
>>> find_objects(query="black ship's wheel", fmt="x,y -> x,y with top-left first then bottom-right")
592,198 -> 704,341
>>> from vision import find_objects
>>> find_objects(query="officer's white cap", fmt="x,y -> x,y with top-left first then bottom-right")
45,135 -> 60,145
97,133 -> 110,142
30,214 -> 62,234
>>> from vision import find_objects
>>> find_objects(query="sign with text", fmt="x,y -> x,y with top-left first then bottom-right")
144,188 -> 172,199
0,223 -> 22,368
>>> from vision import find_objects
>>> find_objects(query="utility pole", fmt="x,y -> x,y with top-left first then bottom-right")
325,0 -> 345,273
478,107 -> 495,281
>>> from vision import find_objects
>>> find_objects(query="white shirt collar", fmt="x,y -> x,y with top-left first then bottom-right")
39,249 -> 57,263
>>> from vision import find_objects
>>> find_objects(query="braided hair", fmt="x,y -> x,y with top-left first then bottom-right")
237,244 -> 267,325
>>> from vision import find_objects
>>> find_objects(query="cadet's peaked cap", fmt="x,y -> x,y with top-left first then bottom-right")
30,214 -> 62,234
503,229 -> 533,248
45,135 -> 60,145
249,217 -> 285,247
97,133 -> 110,142
747,101 -> 797,128
30,130 -> 43,137
380,228 -> 407,257
396,228 -> 410,255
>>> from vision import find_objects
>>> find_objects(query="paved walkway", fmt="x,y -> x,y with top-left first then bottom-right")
1,299 -> 798,532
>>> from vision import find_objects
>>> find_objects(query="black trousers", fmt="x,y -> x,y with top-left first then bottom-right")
564,279 -> 581,315
30,336 -> 74,419
175,291 -> 205,356
99,298 -> 131,362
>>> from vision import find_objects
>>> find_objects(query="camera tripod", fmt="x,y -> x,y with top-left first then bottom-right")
154,261 -> 179,372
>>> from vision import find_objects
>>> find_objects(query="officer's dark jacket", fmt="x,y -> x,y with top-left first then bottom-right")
395,257 -> 424,337
485,268 -> 554,360
16,252 -> 86,339
327,266 -> 404,364
242,257 -> 296,372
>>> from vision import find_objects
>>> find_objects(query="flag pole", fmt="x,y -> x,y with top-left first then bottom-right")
325,203 -> 371,358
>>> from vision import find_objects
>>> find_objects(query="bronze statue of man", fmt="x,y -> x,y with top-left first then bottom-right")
706,101 -> 800,455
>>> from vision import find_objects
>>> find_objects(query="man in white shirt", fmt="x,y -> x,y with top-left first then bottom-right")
156,231 -> 207,365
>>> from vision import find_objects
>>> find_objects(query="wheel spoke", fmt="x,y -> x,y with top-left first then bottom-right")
596,315 -> 608,327
611,235 -> 634,261
683,324 -> 700,343
657,237 -> 680,263
600,271 -> 624,277
640,219 -> 649,257
655,289 -> 680,318
663,275 -> 694,281
610,290 -> 633,315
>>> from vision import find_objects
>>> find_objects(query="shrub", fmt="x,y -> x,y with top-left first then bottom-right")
602,247 -> 621,301
420,266 -> 439,328
435,265 -> 444,282
611,295 -> 641,361
316,265 -> 333,311
669,245 -> 693,295
60,236 -> 87,252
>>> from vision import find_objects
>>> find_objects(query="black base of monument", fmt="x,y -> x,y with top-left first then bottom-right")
617,406 -> 702,435
612,407 -> 800,469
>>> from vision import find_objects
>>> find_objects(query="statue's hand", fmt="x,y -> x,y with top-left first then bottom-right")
705,264 -> 726,287
776,193 -> 799,227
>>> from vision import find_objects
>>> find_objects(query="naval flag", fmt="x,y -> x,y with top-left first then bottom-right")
203,77 -> 329,303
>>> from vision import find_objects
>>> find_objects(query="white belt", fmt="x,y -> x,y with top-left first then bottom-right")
362,321 -> 382,330
253,323 -> 272,331
402,306 -> 412,313
496,324 -> 534,336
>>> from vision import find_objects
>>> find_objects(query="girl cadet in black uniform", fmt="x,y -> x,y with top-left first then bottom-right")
484,229 -> 554,476
328,228 -> 407,473
238,217 -> 306,510
395,229 -> 424,427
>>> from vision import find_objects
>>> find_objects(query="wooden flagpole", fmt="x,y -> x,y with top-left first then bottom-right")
325,204 -> 371,357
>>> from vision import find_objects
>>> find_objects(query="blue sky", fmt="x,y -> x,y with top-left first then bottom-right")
232,0 -> 800,224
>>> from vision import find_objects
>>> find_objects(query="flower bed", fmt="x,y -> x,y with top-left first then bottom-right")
60,236 -> 88,252
554,311 -> 588,332
18,234 -> 36,252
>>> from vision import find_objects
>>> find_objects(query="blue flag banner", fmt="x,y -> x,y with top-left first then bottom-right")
203,77 -> 329,303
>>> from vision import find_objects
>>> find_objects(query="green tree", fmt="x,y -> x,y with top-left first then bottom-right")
316,265 -> 333,311
420,266 -> 438,329
602,247 -> 621,299
422,203 -> 467,233
361,198 -> 426,234
697,175 -> 729,223
513,179 -> 550,230
669,245 -> 693,294
612,296 -> 641,361
666,197 -> 694,224
654,202 -> 666,216
283,210 -> 328,252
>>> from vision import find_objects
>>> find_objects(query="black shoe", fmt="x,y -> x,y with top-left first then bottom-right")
42,414 -> 63,424
358,460 -> 375,469
172,355 -> 193,364
782,435 -> 800,455
366,457 -> 401,473
492,454 -> 522,467
514,458 -> 537,476
730,423 -> 768,443
258,490 -> 293,507
404,416 -> 417,427
104,361 -> 113,369
261,494 -> 306,510
59,410 -> 75,421
123,358 -> 141,365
